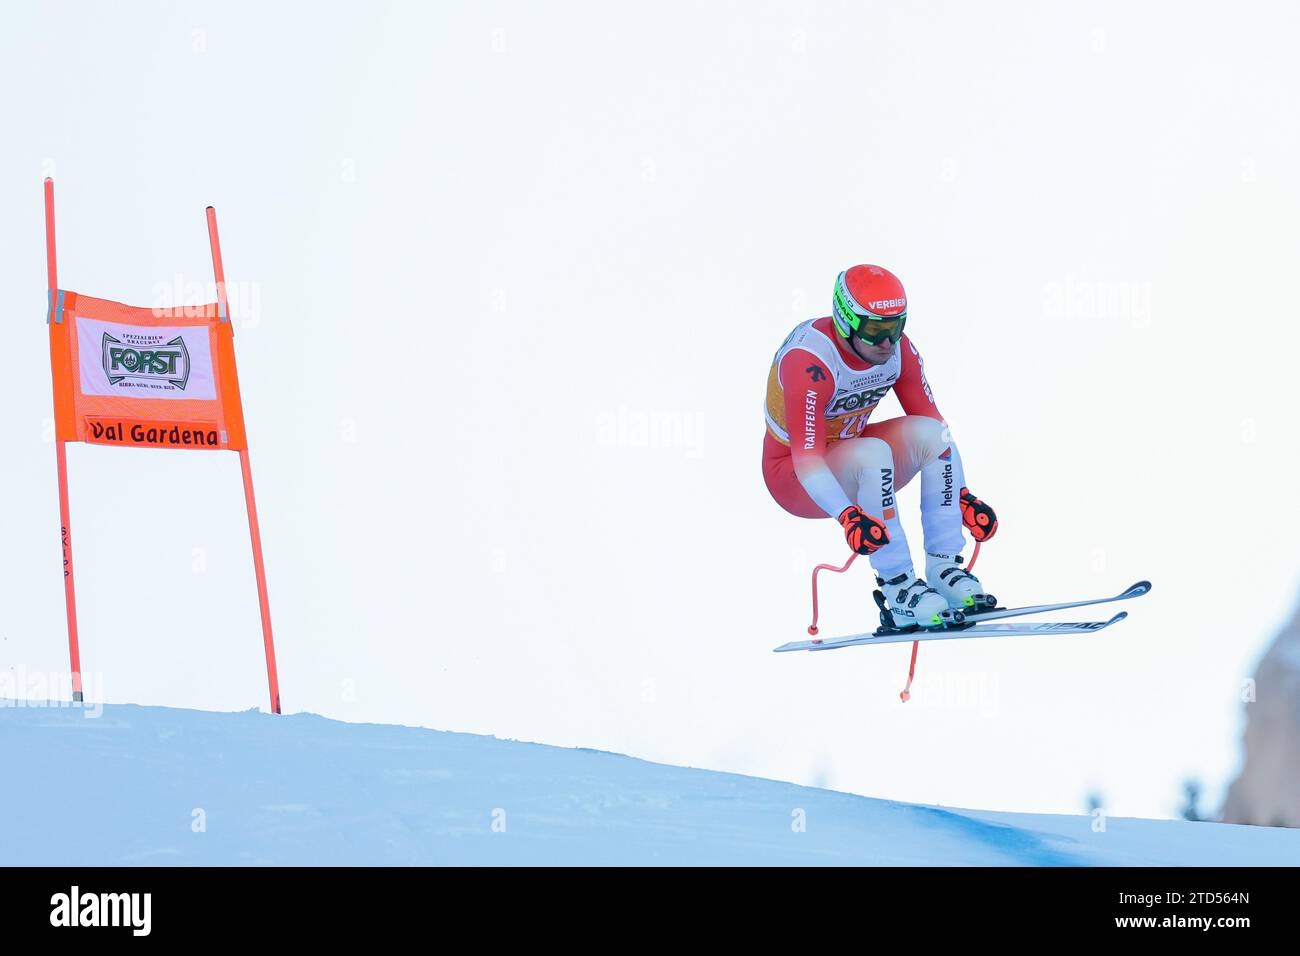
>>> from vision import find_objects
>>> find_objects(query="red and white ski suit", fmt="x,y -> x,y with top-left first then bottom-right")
762,316 -> 967,576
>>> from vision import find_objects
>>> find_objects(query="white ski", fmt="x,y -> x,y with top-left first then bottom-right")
773,611 -> 1129,653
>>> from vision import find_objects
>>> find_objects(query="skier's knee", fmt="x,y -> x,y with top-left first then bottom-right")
915,415 -> 949,444
912,416 -> 953,459
851,435 -> 893,464
848,436 -> 894,482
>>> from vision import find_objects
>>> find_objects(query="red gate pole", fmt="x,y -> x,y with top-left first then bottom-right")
206,205 -> 281,714
45,178 -> 84,704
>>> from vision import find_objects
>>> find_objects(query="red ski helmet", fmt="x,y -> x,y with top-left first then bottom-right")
832,265 -> 908,345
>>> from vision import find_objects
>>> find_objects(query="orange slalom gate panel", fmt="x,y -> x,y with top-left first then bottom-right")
47,291 -> 249,451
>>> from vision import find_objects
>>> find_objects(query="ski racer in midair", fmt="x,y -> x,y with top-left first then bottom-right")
762,264 -> 999,629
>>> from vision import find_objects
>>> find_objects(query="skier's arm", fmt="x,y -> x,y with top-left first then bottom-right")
779,349 -> 854,519
894,334 -> 945,424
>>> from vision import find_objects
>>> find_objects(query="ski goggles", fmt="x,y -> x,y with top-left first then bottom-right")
832,283 -> 907,345
850,313 -> 907,346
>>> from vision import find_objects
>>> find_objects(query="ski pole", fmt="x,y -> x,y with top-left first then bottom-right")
806,552 -> 858,638
899,540 -> 983,702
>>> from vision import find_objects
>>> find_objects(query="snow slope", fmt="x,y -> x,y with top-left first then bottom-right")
2,702 -> 1295,866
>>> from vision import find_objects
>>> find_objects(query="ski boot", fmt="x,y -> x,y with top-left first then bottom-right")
874,570 -> 957,631
925,551 -> 996,612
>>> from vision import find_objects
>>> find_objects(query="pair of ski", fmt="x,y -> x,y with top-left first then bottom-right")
773,580 -> 1151,653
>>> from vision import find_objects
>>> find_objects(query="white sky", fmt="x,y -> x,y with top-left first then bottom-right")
2,0 -> 1297,822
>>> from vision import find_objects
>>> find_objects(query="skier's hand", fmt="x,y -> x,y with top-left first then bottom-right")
838,506 -> 890,555
960,487 -> 998,542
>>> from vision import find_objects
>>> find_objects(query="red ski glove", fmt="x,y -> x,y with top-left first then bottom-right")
960,487 -> 998,542
838,505 -> 890,555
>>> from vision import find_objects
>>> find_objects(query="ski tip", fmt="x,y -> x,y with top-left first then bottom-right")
1125,580 -> 1153,598
1106,610 -> 1129,625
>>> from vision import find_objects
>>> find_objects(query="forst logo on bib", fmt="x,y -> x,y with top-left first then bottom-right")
101,332 -> 191,390
829,386 -> 892,415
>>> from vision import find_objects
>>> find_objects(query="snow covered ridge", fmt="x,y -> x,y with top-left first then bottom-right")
1,703 -> 1297,867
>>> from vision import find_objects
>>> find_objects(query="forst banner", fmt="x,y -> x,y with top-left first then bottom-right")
48,292 -> 248,451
